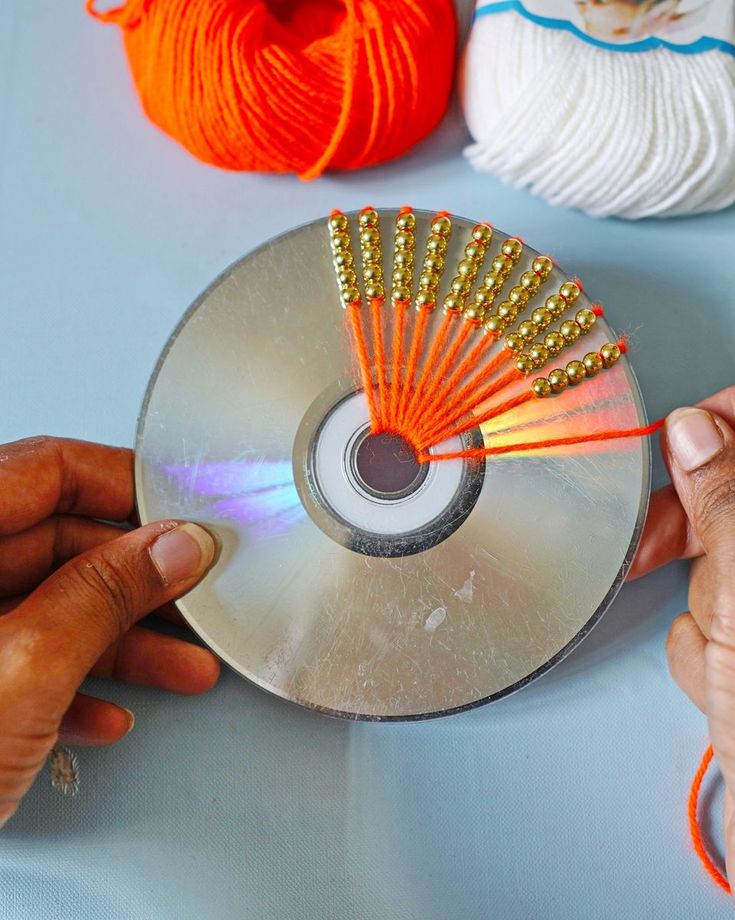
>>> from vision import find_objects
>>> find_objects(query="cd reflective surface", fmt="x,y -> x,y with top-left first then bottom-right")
135,210 -> 650,720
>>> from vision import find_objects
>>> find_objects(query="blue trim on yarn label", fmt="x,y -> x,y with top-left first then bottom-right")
474,1 -> 735,56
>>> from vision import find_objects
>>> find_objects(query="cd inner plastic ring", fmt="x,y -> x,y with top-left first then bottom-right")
292,380 -> 485,558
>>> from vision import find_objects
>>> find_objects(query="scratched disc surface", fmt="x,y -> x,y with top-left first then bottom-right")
135,210 -> 650,720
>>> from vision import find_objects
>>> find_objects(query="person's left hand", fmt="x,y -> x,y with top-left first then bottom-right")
0,436 -> 220,751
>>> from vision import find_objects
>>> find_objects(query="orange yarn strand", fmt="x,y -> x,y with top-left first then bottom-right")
421,389 -> 534,449
420,419 -> 666,462
404,312 -> 454,430
417,320 -> 473,432
398,308 -> 429,425
86,0 -> 457,178
689,745 -> 732,894
347,302 -> 379,431
417,332 -> 494,432
388,299 -> 408,430
370,297 -> 389,430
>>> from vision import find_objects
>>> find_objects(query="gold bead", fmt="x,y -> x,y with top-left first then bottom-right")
575,308 -> 596,333
566,360 -> 586,385
465,242 -> 485,261
472,223 -> 493,244
342,286 -> 360,304
548,368 -> 569,393
419,270 -> 440,290
492,254 -> 512,274
532,377 -> 552,399
362,247 -> 380,264
532,256 -> 553,279
329,213 -> 348,231
474,288 -> 493,306
507,286 -> 528,307
531,307 -> 553,329
560,281 -> 581,304
392,285 -> 410,302
392,268 -> 410,285
464,304 -> 485,323
427,235 -> 448,255
395,231 -> 415,250
333,251 -> 354,269
600,342 -> 622,367
450,277 -> 469,295
363,265 -> 383,283
545,294 -> 567,318
423,254 -> 444,274
455,259 -> 474,278
416,290 -> 435,309
529,343 -> 549,368
544,331 -> 565,355
560,320 -> 581,343
516,354 -> 535,375
520,271 -> 541,293
431,215 -> 451,235
483,271 -> 503,291
360,228 -> 379,246
497,300 -> 517,320
443,294 -> 462,314
583,352 -> 604,376
518,320 -> 539,341
504,332 -> 525,353
338,269 -> 357,286
331,231 -> 350,251
501,238 -> 522,259
394,250 -> 413,268
365,282 -> 385,300
396,212 -> 415,230
484,315 -> 504,336
359,208 -> 379,227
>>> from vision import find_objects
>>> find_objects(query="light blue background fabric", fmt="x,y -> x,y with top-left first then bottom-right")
1,3 -> 734,918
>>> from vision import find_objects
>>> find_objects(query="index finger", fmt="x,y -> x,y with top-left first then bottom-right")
0,437 -> 134,536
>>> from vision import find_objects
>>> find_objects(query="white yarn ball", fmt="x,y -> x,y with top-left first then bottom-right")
461,11 -> 735,219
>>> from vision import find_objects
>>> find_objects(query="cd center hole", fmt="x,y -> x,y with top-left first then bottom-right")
354,432 -> 424,497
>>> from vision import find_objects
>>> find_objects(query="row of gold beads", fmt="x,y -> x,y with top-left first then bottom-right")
391,209 -> 416,303
532,342 -> 623,397
328,211 -> 360,307
416,214 -> 452,311
358,208 -> 385,301
504,282 -> 586,373
481,250 -> 553,336
443,223 -> 493,319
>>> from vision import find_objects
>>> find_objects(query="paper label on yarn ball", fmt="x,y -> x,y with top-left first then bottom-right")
475,1 -> 735,55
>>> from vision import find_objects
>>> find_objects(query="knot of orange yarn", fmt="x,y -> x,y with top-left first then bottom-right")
86,0 -> 457,179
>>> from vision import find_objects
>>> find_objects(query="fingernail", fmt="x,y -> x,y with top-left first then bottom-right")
123,708 -> 135,734
150,522 -> 215,586
667,408 -> 725,472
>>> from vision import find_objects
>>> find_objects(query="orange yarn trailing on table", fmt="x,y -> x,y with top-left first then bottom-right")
689,745 -> 732,894
85,0 -> 457,179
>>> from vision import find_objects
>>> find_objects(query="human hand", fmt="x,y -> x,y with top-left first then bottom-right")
0,437 -> 218,828
630,386 -> 735,883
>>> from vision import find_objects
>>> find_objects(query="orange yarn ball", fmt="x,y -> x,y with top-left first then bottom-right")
86,0 -> 457,179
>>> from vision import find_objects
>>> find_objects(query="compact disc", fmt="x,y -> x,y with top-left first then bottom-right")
135,210 -> 650,720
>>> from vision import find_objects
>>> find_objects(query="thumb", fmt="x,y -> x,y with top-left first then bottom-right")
0,520 -> 215,825
665,407 -> 735,788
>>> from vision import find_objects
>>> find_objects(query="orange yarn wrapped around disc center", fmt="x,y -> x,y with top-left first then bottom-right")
86,0 -> 457,179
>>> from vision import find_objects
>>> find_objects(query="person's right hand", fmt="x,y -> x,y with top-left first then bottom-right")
630,386 -> 735,885
0,437 -> 218,829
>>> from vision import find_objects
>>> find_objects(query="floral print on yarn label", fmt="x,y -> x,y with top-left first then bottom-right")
475,1 -> 735,55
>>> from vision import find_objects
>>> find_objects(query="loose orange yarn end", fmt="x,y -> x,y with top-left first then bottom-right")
689,745 -> 731,895
420,419 -> 665,463
86,0 -> 457,179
